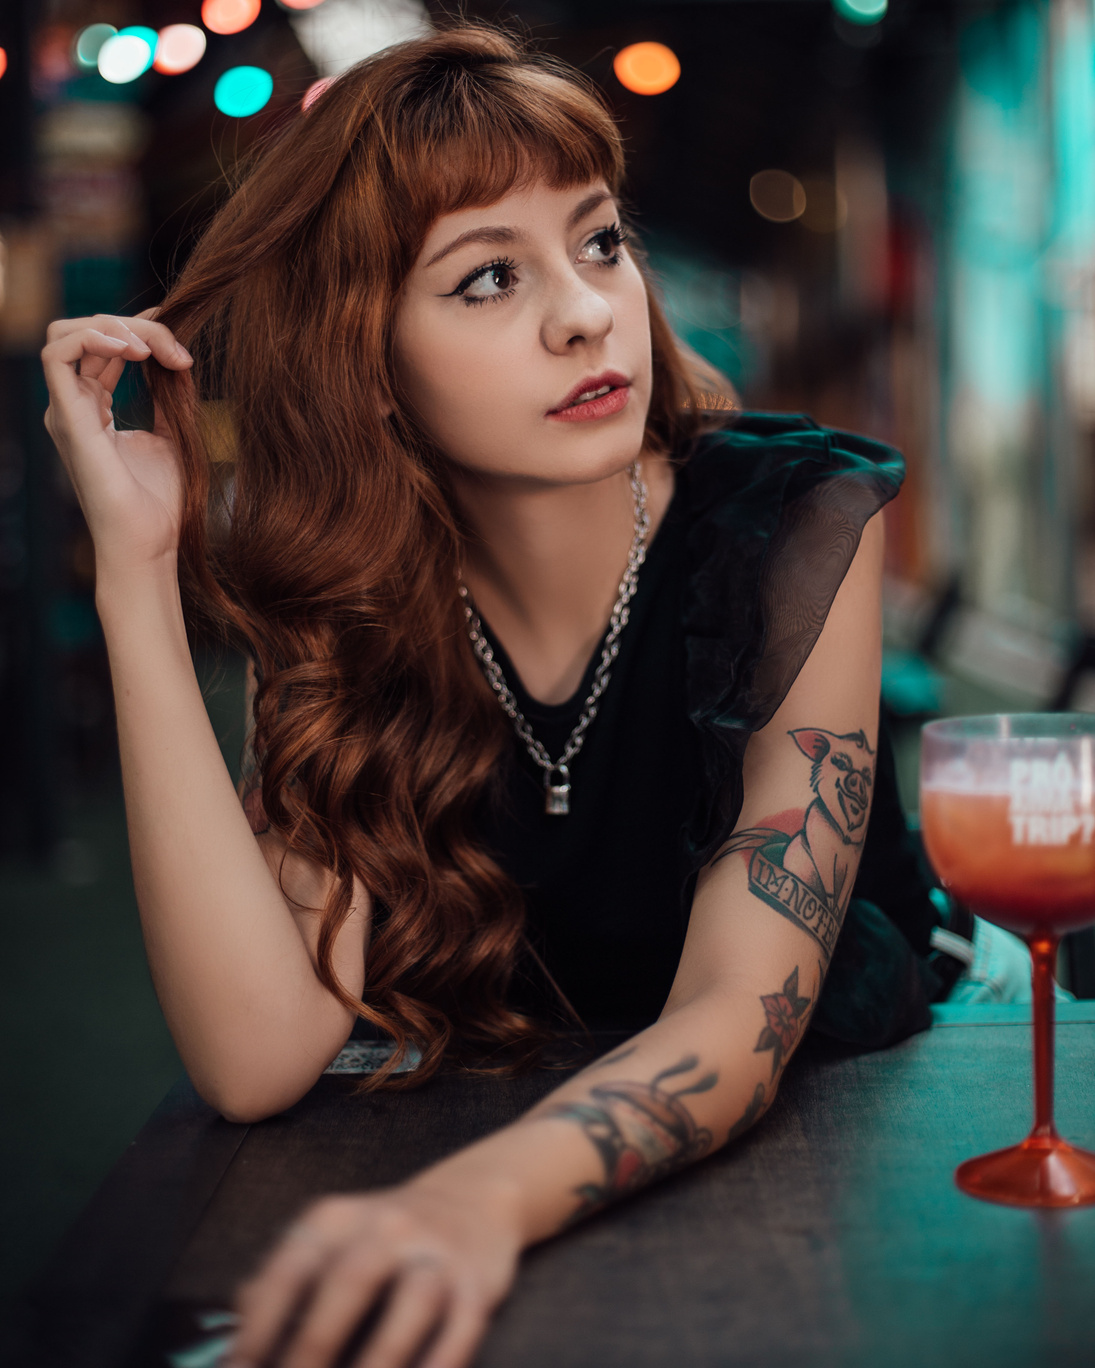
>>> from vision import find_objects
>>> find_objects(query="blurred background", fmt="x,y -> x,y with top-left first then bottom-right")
3,0 -> 1095,1321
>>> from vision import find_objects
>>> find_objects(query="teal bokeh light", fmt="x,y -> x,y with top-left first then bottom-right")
118,26 -> 159,74
833,0 -> 888,24
73,24 -> 117,70
214,66 -> 274,118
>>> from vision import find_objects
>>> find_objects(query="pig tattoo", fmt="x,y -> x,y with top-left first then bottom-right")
712,728 -> 875,962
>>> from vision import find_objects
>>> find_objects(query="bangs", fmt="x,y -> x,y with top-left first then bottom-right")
387,62 -> 625,230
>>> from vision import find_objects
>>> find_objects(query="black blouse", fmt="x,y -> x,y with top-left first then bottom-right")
476,412 -> 942,1048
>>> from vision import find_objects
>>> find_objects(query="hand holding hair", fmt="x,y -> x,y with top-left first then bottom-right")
40,309 -> 193,576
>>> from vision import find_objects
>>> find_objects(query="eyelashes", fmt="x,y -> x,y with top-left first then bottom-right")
449,222 -> 631,307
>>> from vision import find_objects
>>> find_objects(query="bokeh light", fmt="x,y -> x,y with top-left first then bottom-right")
73,24 -> 117,71
302,76 -> 334,111
613,42 -> 681,97
154,25 -> 208,76
0,49 -> 6,81
202,0 -> 263,37
833,0 -> 888,24
97,33 -> 155,84
120,26 -> 159,57
278,0 -> 328,9
214,65 -> 274,117
749,170 -> 807,223
799,179 -> 848,233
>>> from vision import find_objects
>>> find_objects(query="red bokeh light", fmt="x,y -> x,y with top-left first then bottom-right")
201,0 -> 262,37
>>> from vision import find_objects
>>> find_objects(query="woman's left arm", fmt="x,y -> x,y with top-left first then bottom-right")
228,513 -> 885,1368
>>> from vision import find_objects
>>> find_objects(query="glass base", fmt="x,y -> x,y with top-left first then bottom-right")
956,1136 -> 1095,1208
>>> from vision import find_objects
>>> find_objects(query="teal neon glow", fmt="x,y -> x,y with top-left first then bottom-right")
73,24 -> 116,70
1050,1 -> 1095,256
118,26 -> 159,73
214,66 -> 274,117
833,0 -> 888,24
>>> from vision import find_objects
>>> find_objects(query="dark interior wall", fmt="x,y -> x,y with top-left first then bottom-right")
427,0 -> 969,263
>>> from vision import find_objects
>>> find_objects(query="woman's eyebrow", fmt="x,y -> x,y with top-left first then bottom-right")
423,190 -> 615,269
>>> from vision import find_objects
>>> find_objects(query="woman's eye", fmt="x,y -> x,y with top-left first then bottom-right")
578,223 -> 628,266
457,259 -> 517,305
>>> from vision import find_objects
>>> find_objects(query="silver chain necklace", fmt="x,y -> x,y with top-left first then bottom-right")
458,461 -> 650,816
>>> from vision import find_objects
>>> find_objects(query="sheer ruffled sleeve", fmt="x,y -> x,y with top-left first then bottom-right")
681,412 -> 905,870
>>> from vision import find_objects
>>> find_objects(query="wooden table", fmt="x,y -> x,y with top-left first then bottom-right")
8,1004 -> 1095,1368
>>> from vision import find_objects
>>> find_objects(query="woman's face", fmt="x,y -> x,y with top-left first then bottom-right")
391,178 -> 653,487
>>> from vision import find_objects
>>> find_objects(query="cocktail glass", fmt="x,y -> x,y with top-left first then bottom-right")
920,713 -> 1095,1207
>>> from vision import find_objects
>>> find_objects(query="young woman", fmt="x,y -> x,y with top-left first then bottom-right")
40,22 -> 966,1368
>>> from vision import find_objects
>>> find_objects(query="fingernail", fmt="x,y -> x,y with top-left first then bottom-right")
175,343 -> 193,362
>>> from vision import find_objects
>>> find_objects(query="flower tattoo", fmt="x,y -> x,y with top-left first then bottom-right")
754,966 -> 814,1079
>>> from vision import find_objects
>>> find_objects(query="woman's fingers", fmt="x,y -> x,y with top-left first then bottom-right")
42,333 -> 137,446
230,1233 -> 335,1368
417,1293 -> 491,1368
351,1260 -> 449,1368
121,312 -> 192,367
43,313 -> 191,383
42,326 -> 145,408
275,1249 -> 400,1368
93,354 -> 128,396
228,1187 -> 511,1368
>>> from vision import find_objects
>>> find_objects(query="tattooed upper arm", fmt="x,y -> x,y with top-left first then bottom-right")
665,514 -> 882,1016
710,727 -> 876,965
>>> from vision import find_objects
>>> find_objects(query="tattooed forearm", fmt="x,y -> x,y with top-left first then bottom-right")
727,1082 -> 768,1144
712,727 -> 875,963
542,1055 -> 718,1223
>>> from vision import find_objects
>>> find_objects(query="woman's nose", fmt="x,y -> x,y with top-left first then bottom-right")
541,277 -> 614,353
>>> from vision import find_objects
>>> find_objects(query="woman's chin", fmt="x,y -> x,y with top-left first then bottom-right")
446,431 -> 649,487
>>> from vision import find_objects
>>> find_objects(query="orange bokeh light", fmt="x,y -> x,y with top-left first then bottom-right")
0,48 -> 7,80
201,0 -> 262,37
613,42 -> 680,96
279,0 -> 327,9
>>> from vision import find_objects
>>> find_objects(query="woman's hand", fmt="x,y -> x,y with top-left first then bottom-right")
226,1174 -> 523,1368
41,311 -> 193,575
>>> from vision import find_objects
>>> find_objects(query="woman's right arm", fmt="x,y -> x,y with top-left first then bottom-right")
42,314 -> 370,1123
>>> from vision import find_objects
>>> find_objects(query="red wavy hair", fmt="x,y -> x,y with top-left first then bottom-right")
144,20 -> 736,1090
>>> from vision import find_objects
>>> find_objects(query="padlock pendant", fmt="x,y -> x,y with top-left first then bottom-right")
544,764 -> 571,816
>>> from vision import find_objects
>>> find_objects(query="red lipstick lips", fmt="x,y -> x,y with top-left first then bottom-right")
547,370 -> 631,423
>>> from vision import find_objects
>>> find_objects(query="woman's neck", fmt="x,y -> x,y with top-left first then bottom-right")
452,452 -> 676,705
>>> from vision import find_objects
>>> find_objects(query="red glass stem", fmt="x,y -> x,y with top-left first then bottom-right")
1027,934 -> 1060,1141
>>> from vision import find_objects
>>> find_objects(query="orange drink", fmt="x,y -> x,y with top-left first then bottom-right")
919,714 -> 1095,1208
920,789 -> 1095,936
